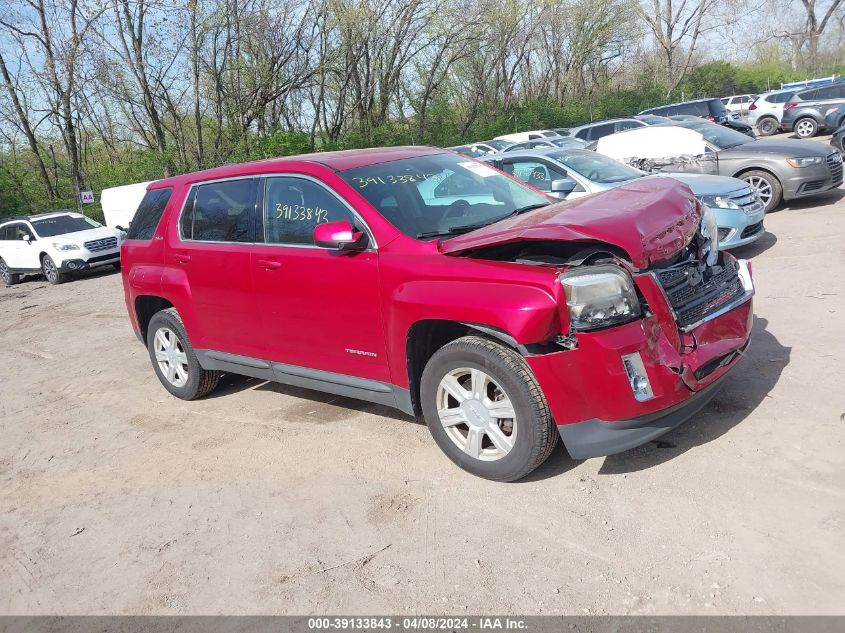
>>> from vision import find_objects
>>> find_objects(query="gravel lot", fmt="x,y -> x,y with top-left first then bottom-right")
1,181 -> 844,615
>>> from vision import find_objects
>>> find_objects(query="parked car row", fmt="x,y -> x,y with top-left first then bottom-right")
481,147 -> 766,249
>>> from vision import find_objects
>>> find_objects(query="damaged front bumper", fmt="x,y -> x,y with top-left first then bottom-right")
526,259 -> 754,459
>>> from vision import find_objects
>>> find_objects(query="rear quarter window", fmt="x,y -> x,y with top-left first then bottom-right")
125,188 -> 173,240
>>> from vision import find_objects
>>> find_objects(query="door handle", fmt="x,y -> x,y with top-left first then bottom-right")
257,259 -> 282,270
173,253 -> 191,264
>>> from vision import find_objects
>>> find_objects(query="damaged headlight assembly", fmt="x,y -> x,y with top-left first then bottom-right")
559,265 -> 641,331
698,195 -> 740,210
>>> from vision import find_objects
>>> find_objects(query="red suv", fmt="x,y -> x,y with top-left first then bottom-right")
121,147 -> 754,481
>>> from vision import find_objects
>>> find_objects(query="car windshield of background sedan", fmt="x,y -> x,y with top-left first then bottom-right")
340,153 -> 551,239
31,215 -> 101,237
552,151 -> 645,183
679,121 -> 753,150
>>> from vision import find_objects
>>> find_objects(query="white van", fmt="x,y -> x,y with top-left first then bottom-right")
101,181 -> 154,229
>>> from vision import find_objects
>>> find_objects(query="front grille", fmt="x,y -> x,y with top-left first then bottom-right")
726,186 -> 762,215
84,237 -> 118,252
740,221 -> 764,238
827,153 -> 843,185
655,257 -> 745,329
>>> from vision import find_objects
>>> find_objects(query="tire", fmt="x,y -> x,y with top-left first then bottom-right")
0,258 -> 20,286
146,307 -> 220,400
420,335 -> 558,482
793,117 -> 818,138
740,170 -> 783,212
756,117 -> 778,137
41,254 -> 64,285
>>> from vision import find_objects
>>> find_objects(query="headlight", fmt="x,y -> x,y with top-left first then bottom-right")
559,265 -> 641,331
699,205 -> 720,263
52,243 -> 80,251
117,230 -> 127,241
698,194 -> 740,210
786,156 -> 823,168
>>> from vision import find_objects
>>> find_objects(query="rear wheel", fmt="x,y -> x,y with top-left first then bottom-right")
756,117 -> 778,137
0,258 -> 20,286
41,254 -> 64,285
793,117 -> 818,138
420,335 -> 557,481
741,170 -> 783,212
147,307 -> 220,400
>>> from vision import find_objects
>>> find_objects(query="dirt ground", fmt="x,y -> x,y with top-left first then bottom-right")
1,184 -> 844,616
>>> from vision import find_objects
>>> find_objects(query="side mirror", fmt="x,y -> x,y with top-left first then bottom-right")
115,225 -> 126,232
21,234 -> 32,243
550,178 -> 577,195
314,220 -> 367,252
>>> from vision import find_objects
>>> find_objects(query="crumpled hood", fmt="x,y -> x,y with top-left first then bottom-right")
440,179 -> 701,269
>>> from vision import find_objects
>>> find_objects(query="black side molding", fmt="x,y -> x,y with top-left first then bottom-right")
195,349 -> 415,416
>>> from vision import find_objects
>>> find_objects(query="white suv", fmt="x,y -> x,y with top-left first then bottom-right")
747,89 -> 797,136
0,212 -> 123,286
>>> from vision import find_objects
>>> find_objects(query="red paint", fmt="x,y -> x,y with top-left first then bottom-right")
122,147 -> 753,427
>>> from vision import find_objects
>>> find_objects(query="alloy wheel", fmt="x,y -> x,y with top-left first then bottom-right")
757,119 -> 777,136
153,327 -> 189,387
744,176 -> 773,208
42,257 -> 57,283
435,367 -> 517,461
795,119 -> 816,138
0,260 -> 10,284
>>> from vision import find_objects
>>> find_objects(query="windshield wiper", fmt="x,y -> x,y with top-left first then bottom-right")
416,222 -> 493,240
416,203 -> 550,240
507,202 -> 549,217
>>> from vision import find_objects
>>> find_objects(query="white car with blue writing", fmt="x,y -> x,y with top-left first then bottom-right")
0,212 -> 123,286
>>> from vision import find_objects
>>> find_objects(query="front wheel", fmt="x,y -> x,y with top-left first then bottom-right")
0,258 -> 20,286
420,335 -> 558,481
741,170 -> 783,212
147,308 -> 220,400
793,117 -> 818,138
41,254 -> 64,285
756,117 -> 778,137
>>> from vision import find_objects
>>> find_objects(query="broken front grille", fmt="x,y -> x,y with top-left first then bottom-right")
655,257 -> 745,329
827,153 -> 843,185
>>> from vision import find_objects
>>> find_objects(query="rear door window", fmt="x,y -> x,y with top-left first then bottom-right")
126,188 -> 173,240
814,85 -> 839,99
181,179 -> 254,242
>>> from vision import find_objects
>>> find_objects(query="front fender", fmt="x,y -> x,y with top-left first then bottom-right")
387,280 -> 561,388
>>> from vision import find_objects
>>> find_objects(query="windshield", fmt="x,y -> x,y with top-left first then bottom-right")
551,151 -> 644,183
485,139 -> 513,151
550,137 -> 589,148
638,115 -> 671,125
340,153 -> 551,239
31,214 -> 101,237
679,121 -> 752,149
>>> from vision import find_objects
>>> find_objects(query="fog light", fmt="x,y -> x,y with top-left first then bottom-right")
621,352 -> 654,402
